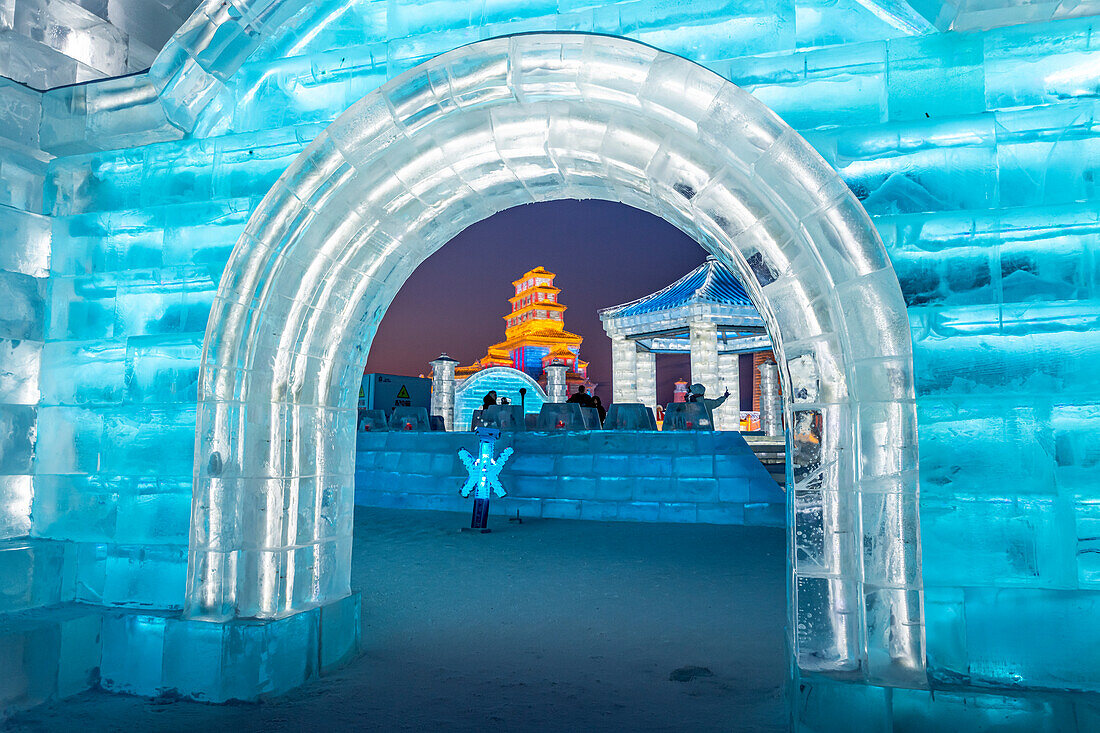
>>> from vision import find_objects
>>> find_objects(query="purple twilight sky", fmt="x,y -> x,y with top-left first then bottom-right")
364,199 -> 713,405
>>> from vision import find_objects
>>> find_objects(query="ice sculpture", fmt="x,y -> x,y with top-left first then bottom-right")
458,428 -> 512,531
5,0 -> 1098,725
184,33 -> 922,688
452,366 -> 547,434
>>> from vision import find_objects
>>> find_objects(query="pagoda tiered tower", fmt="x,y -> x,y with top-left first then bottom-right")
456,266 -> 594,395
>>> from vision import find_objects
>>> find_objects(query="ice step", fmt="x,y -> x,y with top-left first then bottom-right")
0,603 -> 103,720
0,539 -> 76,614
743,437 -> 787,486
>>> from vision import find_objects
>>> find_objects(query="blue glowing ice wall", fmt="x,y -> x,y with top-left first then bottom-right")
0,0 -> 1094,727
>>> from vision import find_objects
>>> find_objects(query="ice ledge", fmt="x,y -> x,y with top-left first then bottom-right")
100,592 -> 361,702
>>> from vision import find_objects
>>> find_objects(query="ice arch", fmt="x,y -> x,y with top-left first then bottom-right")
187,33 -> 924,687
453,367 -> 548,433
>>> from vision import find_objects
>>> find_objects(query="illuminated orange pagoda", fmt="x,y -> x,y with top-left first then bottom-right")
456,266 -> 594,395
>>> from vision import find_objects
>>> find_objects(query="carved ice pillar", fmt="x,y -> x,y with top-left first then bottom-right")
758,360 -> 783,437
545,364 -> 568,403
635,349 -> 657,412
716,352 -> 740,431
429,354 -> 459,430
611,335 -> 638,404
689,321 -> 720,407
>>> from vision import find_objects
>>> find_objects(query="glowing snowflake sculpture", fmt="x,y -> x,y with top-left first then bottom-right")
458,427 -> 513,531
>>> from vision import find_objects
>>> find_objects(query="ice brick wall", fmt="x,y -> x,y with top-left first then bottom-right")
0,0 -> 200,90
0,77 -> 47,543
36,124 -> 322,609
725,19 -> 1100,693
22,0 -> 1100,702
354,431 -> 785,527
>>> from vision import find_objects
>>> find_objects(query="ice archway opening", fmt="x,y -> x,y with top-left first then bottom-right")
187,32 -> 925,687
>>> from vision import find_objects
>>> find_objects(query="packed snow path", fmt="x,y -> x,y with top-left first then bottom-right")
10,507 -> 787,732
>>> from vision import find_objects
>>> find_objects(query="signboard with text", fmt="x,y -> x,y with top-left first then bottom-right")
359,372 -> 432,417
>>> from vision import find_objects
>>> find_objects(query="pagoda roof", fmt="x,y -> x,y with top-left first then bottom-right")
506,301 -> 566,317
518,327 -> 582,340
600,256 -> 753,319
513,266 -> 555,286
509,284 -> 561,300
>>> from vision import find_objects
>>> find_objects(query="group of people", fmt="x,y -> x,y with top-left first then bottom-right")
565,385 -> 605,422
481,385 -> 607,422
481,390 -> 512,409
481,382 -> 728,426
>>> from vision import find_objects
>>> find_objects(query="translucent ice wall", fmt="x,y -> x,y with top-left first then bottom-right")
17,0 -> 1100,724
0,0 -> 200,90
0,77 -> 48,543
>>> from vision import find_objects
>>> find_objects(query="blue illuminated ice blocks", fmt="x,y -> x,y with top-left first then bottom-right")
0,0 -> 1095,727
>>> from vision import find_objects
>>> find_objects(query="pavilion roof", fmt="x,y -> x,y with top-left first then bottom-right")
599,256 -> 753,319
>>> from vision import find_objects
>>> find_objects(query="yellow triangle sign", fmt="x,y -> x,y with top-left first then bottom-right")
396,385 -> 410,399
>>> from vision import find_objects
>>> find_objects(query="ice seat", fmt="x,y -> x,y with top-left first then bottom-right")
388,407 -> 429,432
580,406 -> 603,429
662,402 -> 714,431
357,409 -> 387,432
475,404 -> 526,431
536,403 -> 587,430
603,403 -> 658,430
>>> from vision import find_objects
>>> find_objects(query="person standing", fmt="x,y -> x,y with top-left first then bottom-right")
592,395 -> 607,422
567,385 -> 595,408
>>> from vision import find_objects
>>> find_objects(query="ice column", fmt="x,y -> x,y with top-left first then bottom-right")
429,354 -> 459,431
610,336 -> 638,404
690,321 -> 720,408
758,361 -> 783,436
635,350 -> 657,414
545,364 -> 567,403
717,352 -> 740,431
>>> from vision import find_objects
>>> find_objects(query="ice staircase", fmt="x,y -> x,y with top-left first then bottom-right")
743,436 -> 787,486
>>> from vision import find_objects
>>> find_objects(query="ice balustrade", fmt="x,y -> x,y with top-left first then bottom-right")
352,429 -> 783,525
182,33 -> 923,687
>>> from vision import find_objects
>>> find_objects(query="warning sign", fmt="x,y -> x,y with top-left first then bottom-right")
358,373 -> 431,416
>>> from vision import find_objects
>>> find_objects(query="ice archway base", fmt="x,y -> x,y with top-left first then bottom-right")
187,33 -> 924,688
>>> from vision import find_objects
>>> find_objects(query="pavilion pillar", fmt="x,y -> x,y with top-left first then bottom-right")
635,349 -> 657,412
611,335 -> 638,404
689,321 -> 721,424
546,363 -> 568,403
759,360 -> 783,437
429,354 -> 459,431
716,352 -> 740,431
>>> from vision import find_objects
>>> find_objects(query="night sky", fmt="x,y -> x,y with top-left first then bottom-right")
364,199 -> 709,405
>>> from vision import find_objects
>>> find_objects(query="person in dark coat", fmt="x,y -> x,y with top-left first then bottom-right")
482,391 -> 498,410
567,385 -> 595,408
592,395 -> 607,423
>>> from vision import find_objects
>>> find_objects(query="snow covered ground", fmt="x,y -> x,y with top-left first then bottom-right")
9,507 -> 789,732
